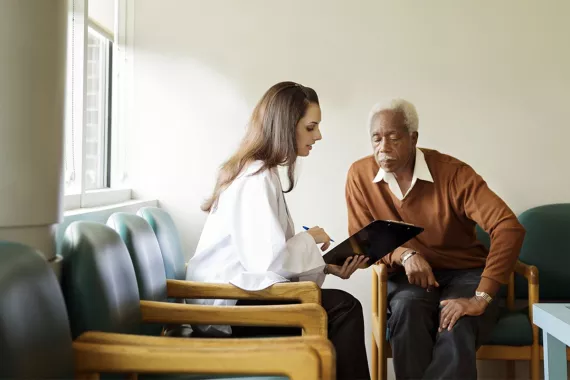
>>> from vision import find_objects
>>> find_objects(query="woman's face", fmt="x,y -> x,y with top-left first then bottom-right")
295,102 -> 322,157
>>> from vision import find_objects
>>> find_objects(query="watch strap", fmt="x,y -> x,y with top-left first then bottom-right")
401,250 -> 416,266
475,291 -> 493,304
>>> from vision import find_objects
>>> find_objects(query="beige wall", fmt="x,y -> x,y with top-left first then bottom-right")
0,0 -> 67,262
128,1 -> 570,378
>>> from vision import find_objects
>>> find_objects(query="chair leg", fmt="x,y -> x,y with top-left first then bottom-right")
379,341 -> 388,380
506,360 -> 516,379
371,333 -> 378,380
531,342 -> 540,380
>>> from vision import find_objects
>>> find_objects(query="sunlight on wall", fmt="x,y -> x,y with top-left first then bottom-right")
128,51 -> 250,252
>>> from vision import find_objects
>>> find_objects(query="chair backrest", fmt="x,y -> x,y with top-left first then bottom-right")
107,212 -> 168,304
0,241 -> 73,378
137,207 -> 186,281
515,203 -> 570,300
60,221 -> 143,339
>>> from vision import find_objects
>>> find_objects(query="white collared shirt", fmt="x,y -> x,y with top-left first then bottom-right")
372,148 -> 434,200
185,161 -> 326,335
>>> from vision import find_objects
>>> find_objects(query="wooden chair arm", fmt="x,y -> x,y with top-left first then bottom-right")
372,265 -> 388,311
139,300 -> 327,336
513,260 -> 540,329
73,341 -> 320,380
514,261 -> 539,286
78,331 -> 335,380
373,261 -> 540,306
166,279 -> 321,304
372,264 -> 388,283
513,261 -> 540,304
372,264 -> 388,341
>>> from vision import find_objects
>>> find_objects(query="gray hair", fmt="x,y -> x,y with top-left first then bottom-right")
367,99 -> 419,134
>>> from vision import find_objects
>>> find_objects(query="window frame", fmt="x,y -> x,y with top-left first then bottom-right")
85,24 -> 111,191
64,0 -> 132,211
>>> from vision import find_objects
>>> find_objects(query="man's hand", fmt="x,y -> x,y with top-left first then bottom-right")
403,253 -> 439,290
438,297 -> 488,332
326,255 -> 369,279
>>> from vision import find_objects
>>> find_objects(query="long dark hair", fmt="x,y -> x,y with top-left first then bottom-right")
202,81 -> 319,212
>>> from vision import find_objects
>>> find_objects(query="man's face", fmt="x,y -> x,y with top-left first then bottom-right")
370,110 -> 418,173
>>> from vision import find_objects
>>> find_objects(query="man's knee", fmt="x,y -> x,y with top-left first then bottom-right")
437,316 -> 478,353
388,285 -> 439,321
389,298 -> 434,331
388,276 -> 439,315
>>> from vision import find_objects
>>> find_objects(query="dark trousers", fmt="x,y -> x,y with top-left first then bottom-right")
234,288 -> 370,380
387,268 -> 500,380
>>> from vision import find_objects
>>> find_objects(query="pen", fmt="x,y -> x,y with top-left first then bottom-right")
302,226 -> 334,242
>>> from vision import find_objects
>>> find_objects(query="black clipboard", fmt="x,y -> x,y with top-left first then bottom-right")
322,220 -> 424,267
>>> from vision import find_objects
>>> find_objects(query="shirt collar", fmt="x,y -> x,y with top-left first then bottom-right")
373,148 -> 434,184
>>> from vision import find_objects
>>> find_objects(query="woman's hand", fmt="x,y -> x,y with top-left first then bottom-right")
306,226 -> 331,251
326,256 -> 369,279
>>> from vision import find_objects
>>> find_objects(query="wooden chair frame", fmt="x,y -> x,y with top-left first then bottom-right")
75,280 -> 334,379
167,278 -> 321,304
371,261 -> 541,380
74,340 -> 325,380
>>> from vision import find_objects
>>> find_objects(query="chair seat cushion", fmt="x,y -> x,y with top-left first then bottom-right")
483,309 -> 533,346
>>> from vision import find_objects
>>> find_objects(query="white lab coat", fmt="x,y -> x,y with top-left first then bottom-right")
185,161 -> 326,336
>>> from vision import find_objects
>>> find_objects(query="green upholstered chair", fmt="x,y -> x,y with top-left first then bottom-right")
517,205 -> 570,354
0,241 -> 256,379
60,220 -> 335,380
370,224 -> 538,380
473,225 -> 540,380
480,204 -> 570,378
107,212 -> 325,335
107,211 -> 186,336
515,204 -> 570,303
0,241 -> 74,378
137,206 -> 186,281
135,207 -> 323,306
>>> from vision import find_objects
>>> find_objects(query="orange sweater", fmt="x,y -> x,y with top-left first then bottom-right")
345,148 -> 525,296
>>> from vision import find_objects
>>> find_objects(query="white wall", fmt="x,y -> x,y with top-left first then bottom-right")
128,1 -> 570,378
88,0 -> 115,33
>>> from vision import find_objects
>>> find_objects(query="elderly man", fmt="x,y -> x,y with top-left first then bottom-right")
345,99 -> 525,380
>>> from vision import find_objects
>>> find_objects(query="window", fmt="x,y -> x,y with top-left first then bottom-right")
84,27 -> 112,191
64,0 -> 130,210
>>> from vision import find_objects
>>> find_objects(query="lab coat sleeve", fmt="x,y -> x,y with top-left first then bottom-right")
228,172 -> 326,290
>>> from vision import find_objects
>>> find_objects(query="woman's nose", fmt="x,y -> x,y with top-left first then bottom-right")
314,129 -> 322,141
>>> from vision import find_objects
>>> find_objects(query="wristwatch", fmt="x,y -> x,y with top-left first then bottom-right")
475,291 -> 493,304
400,250 -> 416,266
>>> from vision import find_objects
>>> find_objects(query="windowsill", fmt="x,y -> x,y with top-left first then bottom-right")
64,188 -> 132,210
64,198 -> 158,217
57,198 -> 159,254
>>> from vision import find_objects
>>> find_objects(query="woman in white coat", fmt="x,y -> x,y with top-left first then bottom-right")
186,81 -> 370,380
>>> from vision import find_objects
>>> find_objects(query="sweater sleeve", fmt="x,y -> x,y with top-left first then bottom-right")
451,164 -> 526,296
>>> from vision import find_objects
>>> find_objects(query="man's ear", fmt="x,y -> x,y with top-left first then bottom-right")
411,131 -> 419,146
